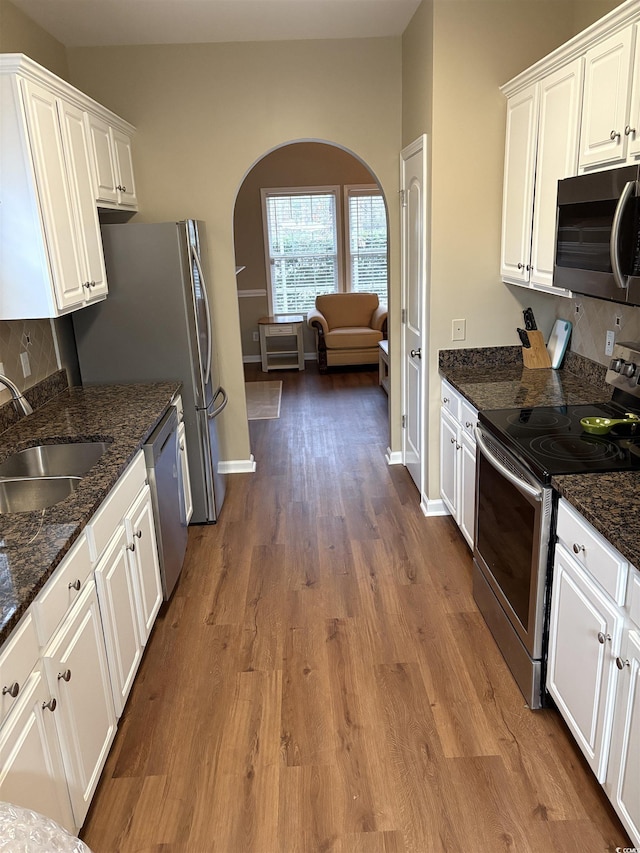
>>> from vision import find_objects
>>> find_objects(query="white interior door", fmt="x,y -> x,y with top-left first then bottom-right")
400,136 -> 427,497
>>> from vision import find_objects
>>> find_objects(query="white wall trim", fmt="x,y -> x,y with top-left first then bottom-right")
218,455 -> 256,474
243,355 -> 262,364
238,289 -> 268,298
420,498 -> 449,517
385,448 -> 403,465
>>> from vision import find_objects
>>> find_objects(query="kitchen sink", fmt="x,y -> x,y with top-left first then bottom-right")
0,441 -> 109,479
0,476 -> 82,513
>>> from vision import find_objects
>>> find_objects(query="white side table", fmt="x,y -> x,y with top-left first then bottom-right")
258,315 -> 305,372
378,340 -> 389,394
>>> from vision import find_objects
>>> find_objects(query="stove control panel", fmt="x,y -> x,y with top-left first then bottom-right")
606,342 -> 640,395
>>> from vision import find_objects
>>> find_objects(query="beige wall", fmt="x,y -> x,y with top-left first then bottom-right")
66,39 -> 402,464
0,0 -> 68,78
234,141 -> 380,360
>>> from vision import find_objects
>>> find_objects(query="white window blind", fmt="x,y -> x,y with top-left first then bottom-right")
346,189 -> 388,302
263,190 -> 339,314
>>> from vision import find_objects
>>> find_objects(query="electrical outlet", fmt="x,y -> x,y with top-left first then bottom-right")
252,331 -> 259,342
605,330 -> 616,357
20,351 -> 31,377
452,319 -> 466,341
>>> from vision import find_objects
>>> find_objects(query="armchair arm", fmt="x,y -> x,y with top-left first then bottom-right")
307,307 -> 329,336
371,304 -> 388,335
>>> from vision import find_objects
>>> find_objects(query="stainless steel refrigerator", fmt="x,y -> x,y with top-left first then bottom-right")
73,220 -> 227,524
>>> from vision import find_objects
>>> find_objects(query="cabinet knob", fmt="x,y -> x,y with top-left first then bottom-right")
68,578 -> 81,591
616,657 -> 630,670
2,682 -> 19,698
517,262 -> 524,270
572,543 -> 585,555
465,422 -> 473,428
82,282 -> 91,290
134,529 -> 142,539
610,130 -> 621,141
624,125 -> 636,137
526,264 -> 532,272
597,631 -> 611,645
128,542 -> 136,552
179,441 -> 185,451
410,348 -> 421,359
450,437 -> 456,444
42,698 -> 57,712
116,185 -> 127,192
57,669 -> 72,682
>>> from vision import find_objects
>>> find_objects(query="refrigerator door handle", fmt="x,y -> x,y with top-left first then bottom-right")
191,244 -> 213,385
207,386 -> 228,420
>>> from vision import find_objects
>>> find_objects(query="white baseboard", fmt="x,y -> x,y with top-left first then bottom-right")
385,449 -> 403,465
420,498 -> 449,517
242,355 -> 261,364
218,455 -> 256,474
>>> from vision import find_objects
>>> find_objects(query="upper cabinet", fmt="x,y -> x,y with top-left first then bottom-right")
87,115 -> 138,209
0,54 -> 138,320
500,1 -> 640,297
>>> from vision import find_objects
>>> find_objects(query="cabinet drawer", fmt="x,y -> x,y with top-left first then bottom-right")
628,566 -> 640,630
0,612 -> 39,728
441,380 -> 461,421
460,399 -> 478,440
32,534 -> 92,647
86,451 -> 146,561
266,324 -> 295,336
556,499 -> 628,605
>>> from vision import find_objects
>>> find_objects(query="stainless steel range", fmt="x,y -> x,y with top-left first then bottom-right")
473,341 -> 640,709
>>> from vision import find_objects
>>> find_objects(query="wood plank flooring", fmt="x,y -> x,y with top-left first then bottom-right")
81,363 -> 630,852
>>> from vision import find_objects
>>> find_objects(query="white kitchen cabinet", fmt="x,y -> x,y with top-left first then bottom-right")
628,25 -> 640,162
547,542 -> 623,782
94,527 -> 143,718
42,579 -> 117,829
87,114 -> 137,209
126,484 -> 162,644
578,26 -> 634,169
0,53 -> 137,319
500,60 -> 582,293
0,664 -> 75,834
178,421 -> 193,525
439,380 -> 477,549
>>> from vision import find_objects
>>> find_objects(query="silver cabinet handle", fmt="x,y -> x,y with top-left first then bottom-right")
57,669 -> 71,682
42,698 -> 57,712
2,682 -> 19,698
616,657 -> 630,670
572,543 -> 585,555
68,579 -> 81,591
610,130 -> 621,141
597,631 -> 611,645
410,348 -> 421,359
625,125 -> 636,137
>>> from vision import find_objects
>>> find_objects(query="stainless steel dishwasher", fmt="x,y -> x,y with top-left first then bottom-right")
143,407 -> 188,599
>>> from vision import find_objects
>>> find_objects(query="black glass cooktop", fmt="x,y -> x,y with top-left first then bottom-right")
479,401 -> 640,483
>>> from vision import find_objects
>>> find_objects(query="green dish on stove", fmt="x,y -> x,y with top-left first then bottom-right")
580,413 -> 640,435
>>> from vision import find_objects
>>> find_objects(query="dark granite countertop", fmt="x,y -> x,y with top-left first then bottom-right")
0,381 -> 180,646
439,346 -> 640,571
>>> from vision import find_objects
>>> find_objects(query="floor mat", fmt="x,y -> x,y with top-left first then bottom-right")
245,381 -> 282,420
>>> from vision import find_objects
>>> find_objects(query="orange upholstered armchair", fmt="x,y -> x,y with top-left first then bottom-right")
307,292 -> 388,374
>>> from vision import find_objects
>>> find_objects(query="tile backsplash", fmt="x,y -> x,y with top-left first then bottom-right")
0,319 -> 59,406
558,296 -> 640,366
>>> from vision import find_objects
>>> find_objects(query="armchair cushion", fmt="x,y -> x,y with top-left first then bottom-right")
314,292 -> 380,330
325,326 -> 383,349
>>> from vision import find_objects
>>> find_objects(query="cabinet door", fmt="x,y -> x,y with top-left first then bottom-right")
628,26 -> 640,161
21,80 -> 86,312
0,666 -> 75,835
579,27 -> 633,169
58,101 -> 107,302
459,432 -> 476,549
87,113 -> 118,204
500,82 -> 538,285
607,628 -> 640,847
547,544 -> 623,781
113,129 -> 137,208
43,580 -> 116,828
440,408 -> 459,520
178,421 -> 193,525
94,526 -> 143,718
530,59 -> 583,290
127,485 -> 162,644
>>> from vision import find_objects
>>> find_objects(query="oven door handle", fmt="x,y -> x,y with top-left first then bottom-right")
610,180 -> 637,290
475,426 -> 543,501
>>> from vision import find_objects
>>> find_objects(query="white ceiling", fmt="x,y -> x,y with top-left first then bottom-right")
10,0 -> 422,48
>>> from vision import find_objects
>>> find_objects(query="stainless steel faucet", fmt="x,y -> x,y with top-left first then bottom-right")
0,374 -> 33,416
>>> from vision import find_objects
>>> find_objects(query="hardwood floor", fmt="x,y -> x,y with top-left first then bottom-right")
81,363 -> 629,852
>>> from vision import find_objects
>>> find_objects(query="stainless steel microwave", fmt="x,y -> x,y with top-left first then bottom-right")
553,164 -> 640,305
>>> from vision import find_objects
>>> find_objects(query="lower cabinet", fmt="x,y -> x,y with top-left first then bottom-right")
439,379 -> 478,549
42,580 -> 116,828
548,498 -> 640,847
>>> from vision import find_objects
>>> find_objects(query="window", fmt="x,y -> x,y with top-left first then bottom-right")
262,188 -> 341,314
262,184 -> 388,315
345,186 -> 388,302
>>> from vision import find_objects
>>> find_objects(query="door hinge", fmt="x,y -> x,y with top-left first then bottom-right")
402,414 -> 406,428
399,189 -> 407,208
401,308 -> 406,324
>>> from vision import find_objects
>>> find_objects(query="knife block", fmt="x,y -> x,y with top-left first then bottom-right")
522,330 -> 551,369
